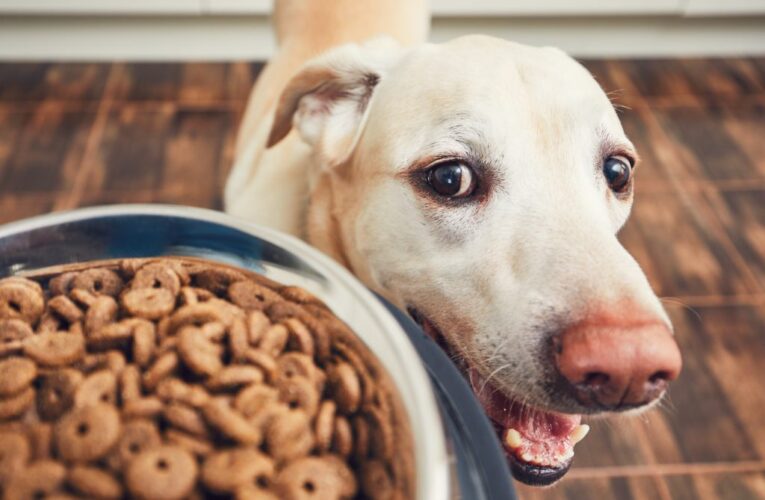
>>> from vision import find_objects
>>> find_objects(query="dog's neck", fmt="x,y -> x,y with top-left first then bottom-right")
305,170 -> 356,274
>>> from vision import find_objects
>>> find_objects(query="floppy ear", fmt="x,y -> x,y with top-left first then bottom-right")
267,37 -> 404,167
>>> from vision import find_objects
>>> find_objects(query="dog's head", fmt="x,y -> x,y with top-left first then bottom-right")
268,35 -> 682,486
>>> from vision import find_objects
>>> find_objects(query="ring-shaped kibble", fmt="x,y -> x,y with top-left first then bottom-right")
121,287 -> 176,320
178,327 -> 223,377
37,369 -> 83,421
206,365 -> 264,391
228,280 -> 282,311
233,384 -> 279,419
125,445 -> 198,500
73,369 -> 117,408
202,448 -> 275,494
132,263 -> 182,296
275,455 -> 357,500
0,282 -> 44,324
54,402 -> 121,463
130,319 -> 157,368
0,318 -> 33,343
0,357 -> 37,397
275,352 -> 320,388
168,303 -> 229,335
277,375 -> 319,417
3,460 -> 67,500
24,332 -> 85,368
164,429 -> 214,457
265,409 -> 314,463
110,419 -> 162,469
71,268 -> 124,297
48,272 -> 78,296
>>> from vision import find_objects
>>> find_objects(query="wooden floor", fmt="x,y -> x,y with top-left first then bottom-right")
1,59 -> 765,499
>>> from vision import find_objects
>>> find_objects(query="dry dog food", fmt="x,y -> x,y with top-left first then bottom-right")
0,257 -> 413,499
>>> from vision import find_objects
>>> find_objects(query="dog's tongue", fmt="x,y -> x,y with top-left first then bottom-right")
468,369 -> 588,468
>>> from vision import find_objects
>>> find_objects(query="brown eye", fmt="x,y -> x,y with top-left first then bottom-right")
603,156 -> 632,193
426,161 -> 476,198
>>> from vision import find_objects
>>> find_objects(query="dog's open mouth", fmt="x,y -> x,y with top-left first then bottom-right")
408,308 -> 590,486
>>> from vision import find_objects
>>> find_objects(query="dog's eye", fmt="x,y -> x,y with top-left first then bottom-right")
603,156 -> 632,193
426,161 -> 476,198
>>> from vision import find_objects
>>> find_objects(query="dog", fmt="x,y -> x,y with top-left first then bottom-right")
225,0 -> 682,487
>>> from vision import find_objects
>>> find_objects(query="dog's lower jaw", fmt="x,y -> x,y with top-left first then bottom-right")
407,307 -> 589,487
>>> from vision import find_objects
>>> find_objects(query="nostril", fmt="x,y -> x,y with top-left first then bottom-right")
649,371 -> 670,385
582,372 -> 610,387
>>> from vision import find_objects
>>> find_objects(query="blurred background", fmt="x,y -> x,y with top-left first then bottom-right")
1,1 -> 764,499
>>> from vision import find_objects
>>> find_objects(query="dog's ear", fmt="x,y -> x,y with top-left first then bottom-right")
267,37 -> 403,166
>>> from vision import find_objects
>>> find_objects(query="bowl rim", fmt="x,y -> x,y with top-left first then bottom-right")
0,204 -> 451,500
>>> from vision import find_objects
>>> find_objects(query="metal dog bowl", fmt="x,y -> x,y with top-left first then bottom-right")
0,205 -> 515,500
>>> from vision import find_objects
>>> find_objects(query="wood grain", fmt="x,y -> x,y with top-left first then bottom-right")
0,59 -> 763,499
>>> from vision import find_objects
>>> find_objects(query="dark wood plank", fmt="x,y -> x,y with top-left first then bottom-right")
704,188 -> 765,293
0,63 -> 109,103
618,188 -> 760,297
106,62 -> 261,104
0,103 -> 95,195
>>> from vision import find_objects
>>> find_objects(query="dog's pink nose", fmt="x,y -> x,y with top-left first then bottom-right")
554,317 -> 682,409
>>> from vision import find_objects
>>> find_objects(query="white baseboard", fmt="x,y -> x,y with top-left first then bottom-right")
0,14 -> 764,61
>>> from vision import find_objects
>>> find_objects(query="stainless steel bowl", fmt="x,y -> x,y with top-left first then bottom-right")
0,204 -> 451,500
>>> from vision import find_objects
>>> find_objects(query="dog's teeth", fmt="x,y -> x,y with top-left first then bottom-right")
570,424 -> 590,444
562,448 -> 575,461
504,428 -> 523,449
521,452 -> 534,462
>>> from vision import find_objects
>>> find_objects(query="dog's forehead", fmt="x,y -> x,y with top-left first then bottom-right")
363,36 -> 623,171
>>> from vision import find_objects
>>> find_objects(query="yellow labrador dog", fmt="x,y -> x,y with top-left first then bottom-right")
226,0 -> 682,486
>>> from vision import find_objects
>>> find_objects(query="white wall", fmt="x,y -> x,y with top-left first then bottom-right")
0,0 -> 764,60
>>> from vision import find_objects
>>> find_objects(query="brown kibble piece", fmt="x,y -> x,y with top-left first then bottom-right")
48,295 -> 84,324
68,465 -> 123,499
206,365 -> 264,391
0,432 -> 30,483
74,369 -> 117,407
275,455 -> 357,500
234,384 -> 279,419
327,361 -> 361,414
111,419 -> 161,468
0,280 -> 44,324
72,268 -> 124,297
85,296 -> 119,334
125,445 -> 197,500
361,460 -> 394,499
27,422 -> 53,460
258,324 -> 289,358
163,403 -> 209,437
122,287 -> 176,320
315,400 -> 336,452
0,357 -> 36,396
37,369 -> 83,420
55,402 -> 121,462
0,386 -> 35,420
132,263 -> 183,296
202,448 -> 275,494
24,331 -> 85,367
194,267 -> 246,296
265,409 -> 313,462
178,326 -> 223,377
332,416 -> 353,458
202,397 -> 261,445
143,351 -> 179,390
4,460 -> 66,499
228,280 -> 282,311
